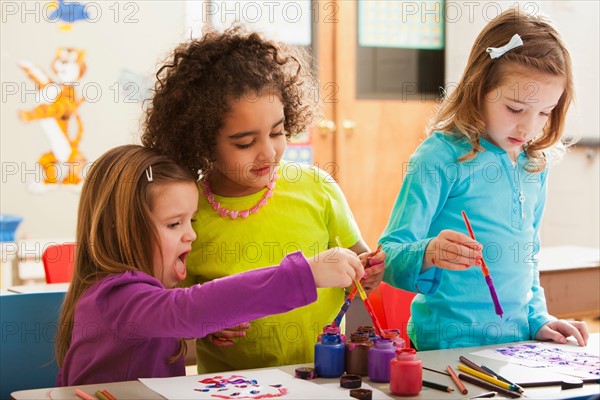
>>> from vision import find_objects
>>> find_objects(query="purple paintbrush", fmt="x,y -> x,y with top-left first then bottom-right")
461,211 -> 504,317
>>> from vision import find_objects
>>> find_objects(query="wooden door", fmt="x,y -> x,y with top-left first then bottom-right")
312,1 -> 439,248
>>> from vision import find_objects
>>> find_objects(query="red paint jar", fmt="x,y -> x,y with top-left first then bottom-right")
389,348 -> 422,396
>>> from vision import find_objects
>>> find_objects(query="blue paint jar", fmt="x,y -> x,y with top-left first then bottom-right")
368,338 -> 396,382
314,332 -> 345,378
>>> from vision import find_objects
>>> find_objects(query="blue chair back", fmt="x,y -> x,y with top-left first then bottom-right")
0,291 -> 65,398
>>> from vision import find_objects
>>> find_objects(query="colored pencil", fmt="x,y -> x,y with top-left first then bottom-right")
94,390 -> 111,400
447,365 -> 468,394
75,389 -> 96,400
458,364 -> 521,392
468,391 -> 498,398
459,356 -> 495,377
423,366 -> 450,376
461,210 -> 504,317
101,389 -> 118,400
423,379 -> 454,392
458,373 -> 521,399
481,365 -> 524,392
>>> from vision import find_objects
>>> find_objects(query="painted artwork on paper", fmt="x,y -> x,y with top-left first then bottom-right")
139,369 -> 352,400
472,342 -> 599,379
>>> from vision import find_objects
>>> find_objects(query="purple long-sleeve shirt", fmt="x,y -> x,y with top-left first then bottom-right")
57,251 -> 316,385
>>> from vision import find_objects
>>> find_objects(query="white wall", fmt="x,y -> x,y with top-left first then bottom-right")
445,0 -> 600,247
1,1 -> 188,240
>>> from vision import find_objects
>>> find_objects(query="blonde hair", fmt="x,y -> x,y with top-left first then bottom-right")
430,8 -> 573,171
55,145 -> 195,366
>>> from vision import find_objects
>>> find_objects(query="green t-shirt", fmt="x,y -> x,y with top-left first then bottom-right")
186,161 -> 361,373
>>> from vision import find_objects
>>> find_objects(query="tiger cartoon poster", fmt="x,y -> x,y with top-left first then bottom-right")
18,48 -> 87,191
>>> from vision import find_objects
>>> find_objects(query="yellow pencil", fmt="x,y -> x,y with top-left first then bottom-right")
457,364 -> 520,392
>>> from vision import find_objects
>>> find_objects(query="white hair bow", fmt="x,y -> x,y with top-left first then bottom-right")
486,34 -> 523,59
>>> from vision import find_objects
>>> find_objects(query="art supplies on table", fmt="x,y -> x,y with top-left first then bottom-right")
314,332 -> 345,378
390,348 -> 422,396
458,373 -> 521,398
446,365 -> 468,394
457,364 -> 521,392
368,339 -> 397,383
422,380 -> 454,393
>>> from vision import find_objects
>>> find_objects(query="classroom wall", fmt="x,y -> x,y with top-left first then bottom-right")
1,0 -> 598,249
445,0 -> 600,248
1,1 -> 188,240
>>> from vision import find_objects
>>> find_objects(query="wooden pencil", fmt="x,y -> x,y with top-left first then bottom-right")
458,373 -> 521,398
423,379 -> 454,392
447,365 -> 468,394
74,389 -> 96,400
459,356 -> 495,376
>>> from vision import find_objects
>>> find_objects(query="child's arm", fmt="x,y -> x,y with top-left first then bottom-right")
204,247 -> 364,346
95,251 -> 325,340
379,134 -> 460,294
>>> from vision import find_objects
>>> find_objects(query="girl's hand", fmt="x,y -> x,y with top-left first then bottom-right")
423,229 -> 483,270
206,322 -> 251,346
358,250 -> 386,293
309,248 -> 364,288
535,320 -> 589,346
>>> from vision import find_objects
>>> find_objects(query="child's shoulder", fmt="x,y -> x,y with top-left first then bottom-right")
412,131 -> 469,161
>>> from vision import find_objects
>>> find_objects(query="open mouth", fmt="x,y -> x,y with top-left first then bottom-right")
175,251 -> 189,280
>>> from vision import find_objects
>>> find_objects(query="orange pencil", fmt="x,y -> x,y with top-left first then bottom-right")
447,365 -> 468,395
101,389 -> 118,400
75,389 -> 96,400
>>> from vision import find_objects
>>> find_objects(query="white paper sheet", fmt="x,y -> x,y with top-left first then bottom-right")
140,369 -> 354,400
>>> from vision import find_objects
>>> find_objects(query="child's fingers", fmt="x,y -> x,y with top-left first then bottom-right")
432,256 -> 471,271
208,335 -> 235,346
368,251 -> 386,266
442,229 -> 483,249
339,248 -> 364,281
436,238 -> 482,266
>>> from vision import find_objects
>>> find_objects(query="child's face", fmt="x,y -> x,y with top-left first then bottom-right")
483,68 -> 565,161
211,92 -> 286,196
149,182 -> 198,288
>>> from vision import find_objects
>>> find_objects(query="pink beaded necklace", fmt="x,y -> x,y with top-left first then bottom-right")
201,167 -> 280,220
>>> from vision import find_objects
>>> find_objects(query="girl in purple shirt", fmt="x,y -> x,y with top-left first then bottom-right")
55,145 -> 364,385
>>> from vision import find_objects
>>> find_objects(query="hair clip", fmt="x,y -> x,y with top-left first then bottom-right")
486,34 -> 523,59
145,166 -> 153,182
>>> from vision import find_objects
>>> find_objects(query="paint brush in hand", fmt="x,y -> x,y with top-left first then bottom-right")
331,244 -> 382,327
461,211 -> 504,318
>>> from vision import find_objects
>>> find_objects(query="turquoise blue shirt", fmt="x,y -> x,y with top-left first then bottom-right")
380,132 -> 556,350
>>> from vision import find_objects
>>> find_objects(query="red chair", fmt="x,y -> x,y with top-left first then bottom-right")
368,282 -> 416,347
42,243 -> 76,283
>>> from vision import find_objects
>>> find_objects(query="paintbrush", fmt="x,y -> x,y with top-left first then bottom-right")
461,211 -> 504,317
331,244 -> 382,327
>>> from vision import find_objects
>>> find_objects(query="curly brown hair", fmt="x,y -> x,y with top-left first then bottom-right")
142,26 -> 317,175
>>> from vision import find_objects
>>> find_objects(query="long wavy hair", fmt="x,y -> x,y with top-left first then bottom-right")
429,8 -> 574,171
142,26 -> 318,175
55,145 -> 196,367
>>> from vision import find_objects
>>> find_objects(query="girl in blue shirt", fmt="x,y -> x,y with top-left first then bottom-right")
380,8 -> 589,350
